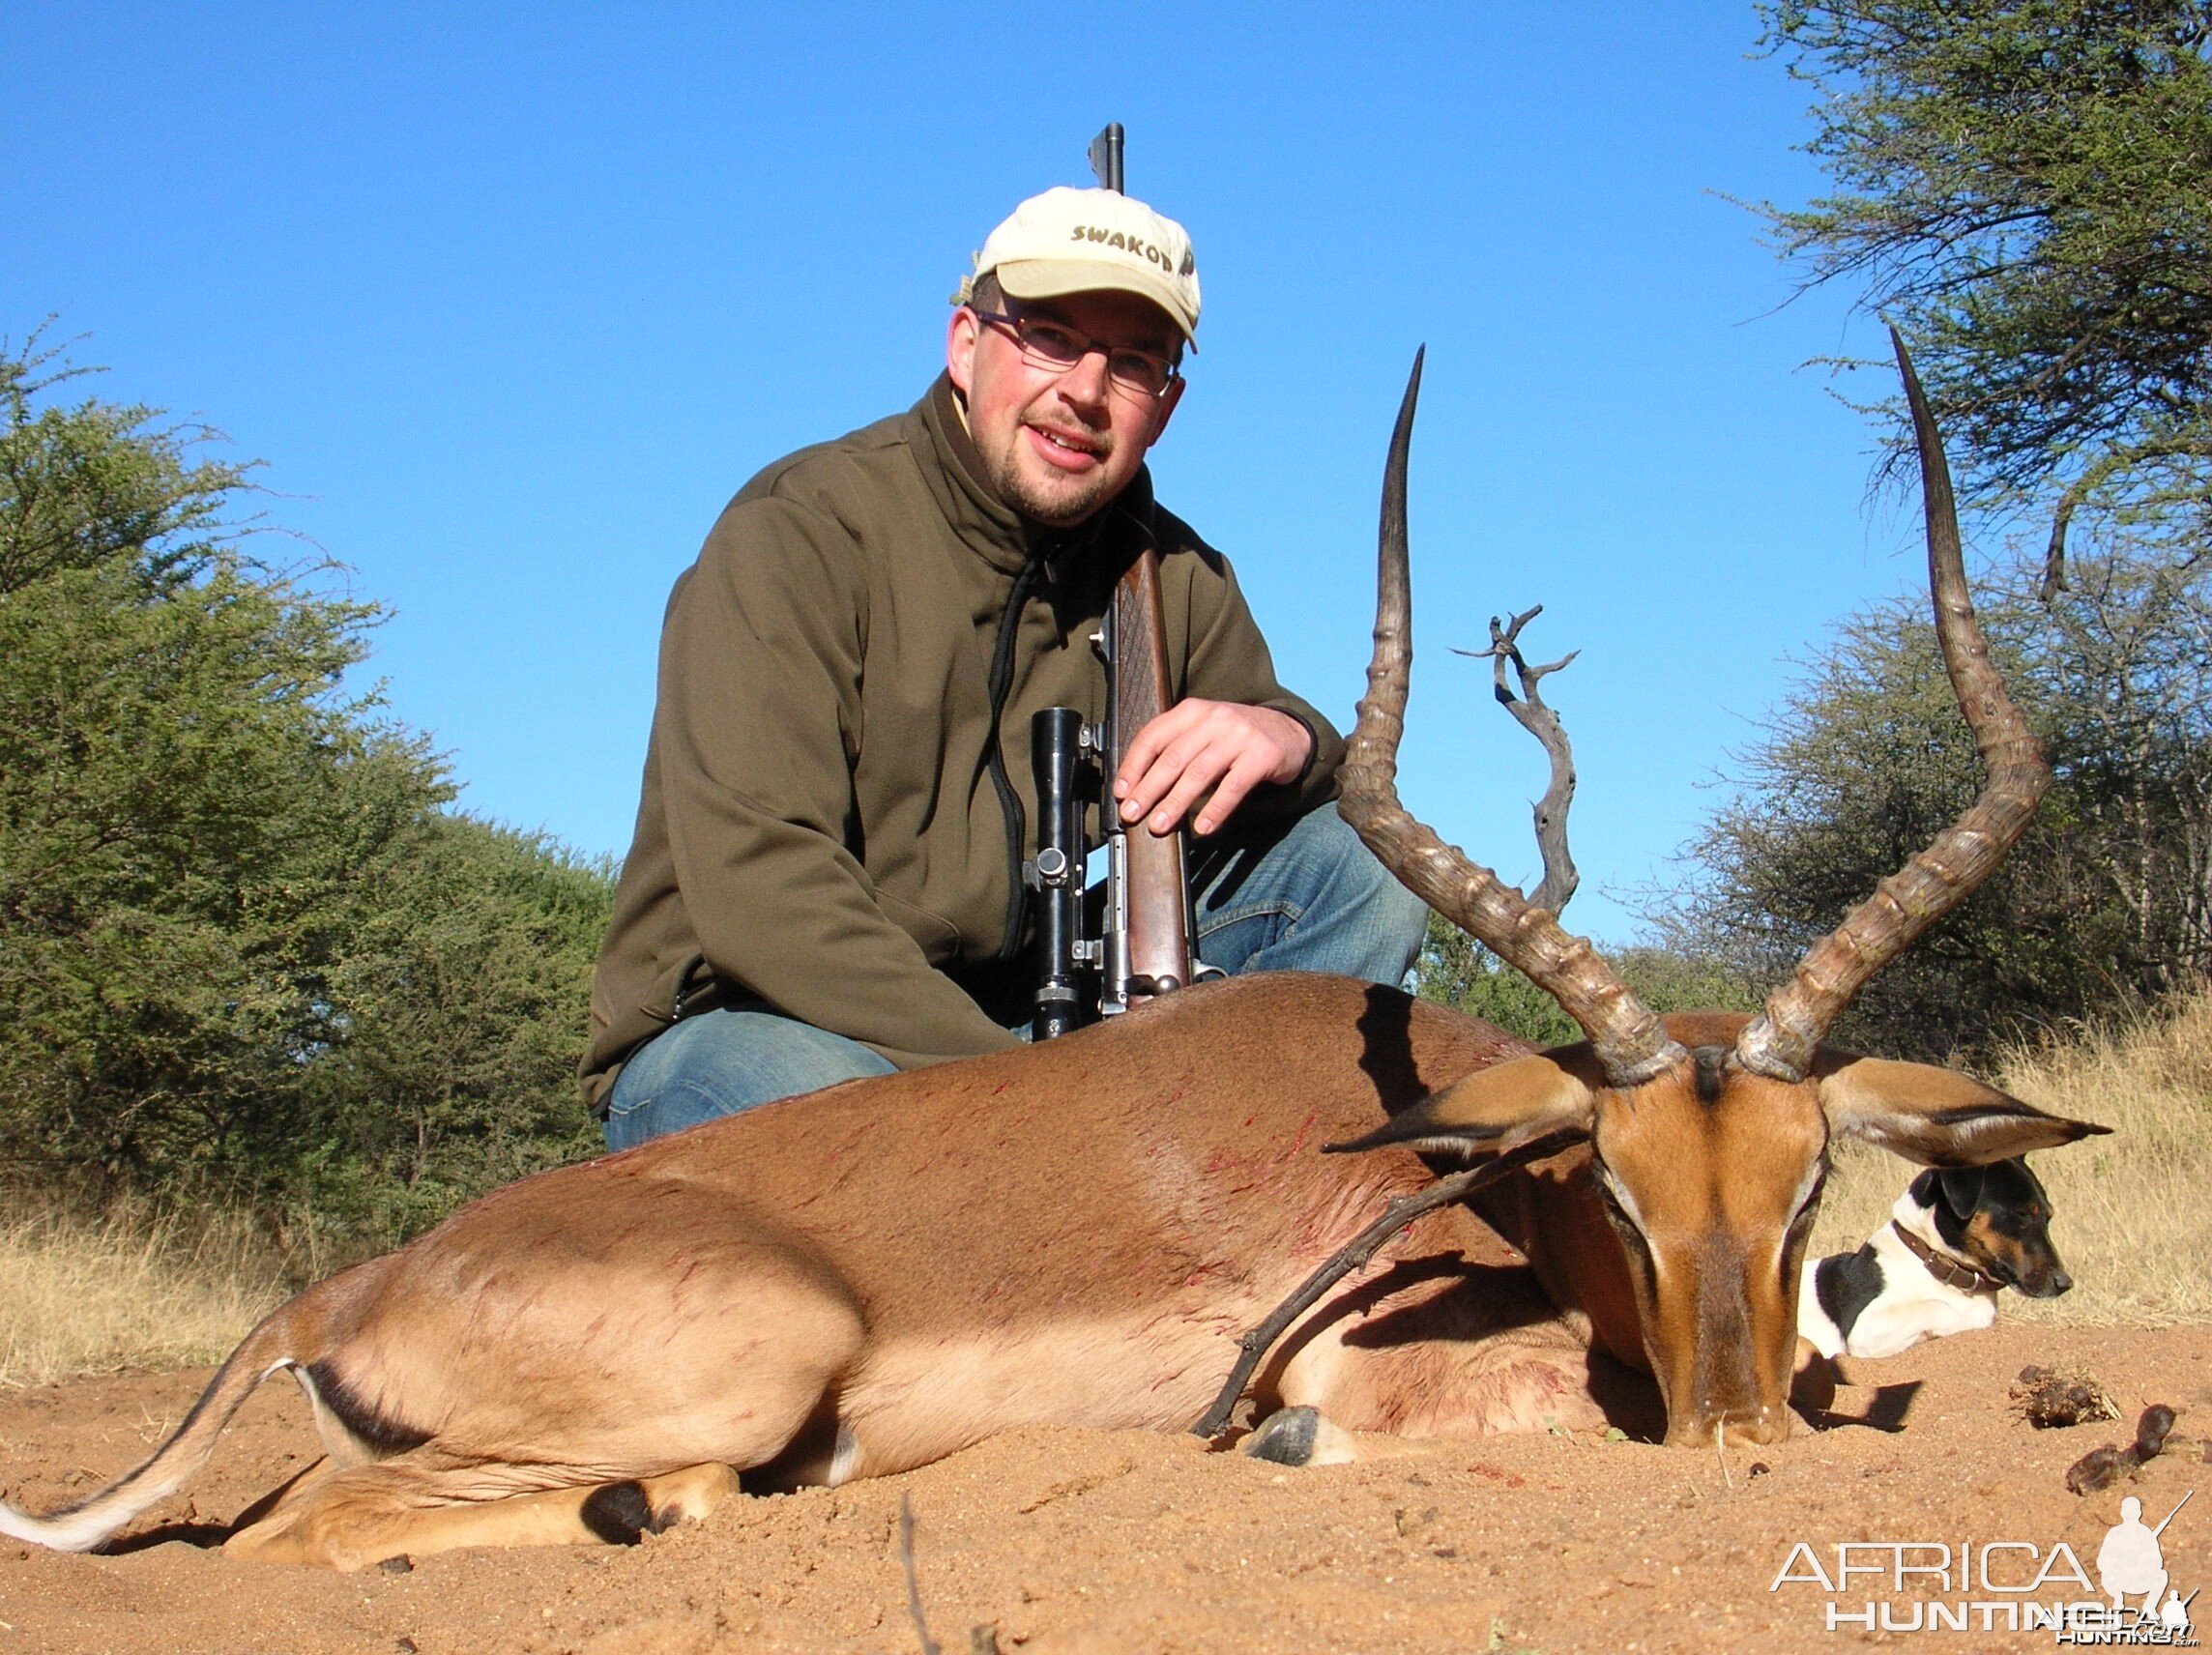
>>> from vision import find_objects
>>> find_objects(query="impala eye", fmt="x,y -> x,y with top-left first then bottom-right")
1783,1165 -> 1828,1278
1795,1164 -> 1829,1217
1590,1160 -> 1645,1234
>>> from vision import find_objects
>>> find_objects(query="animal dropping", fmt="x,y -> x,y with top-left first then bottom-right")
2065,1405 -> 2182,1495
0,336 -> 2106,1569
2013,1365 -> 2122,1431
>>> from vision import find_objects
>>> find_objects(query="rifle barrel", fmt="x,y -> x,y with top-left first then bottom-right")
1089,123 -> 1124,193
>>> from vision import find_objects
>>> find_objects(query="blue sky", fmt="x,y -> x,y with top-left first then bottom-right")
2,3 -> 1933,942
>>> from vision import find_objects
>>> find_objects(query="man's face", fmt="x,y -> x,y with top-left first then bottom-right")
946,288 -> 1185,527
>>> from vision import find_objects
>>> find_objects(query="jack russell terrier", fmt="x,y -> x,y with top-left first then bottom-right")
1799,1157 -> 2074,1360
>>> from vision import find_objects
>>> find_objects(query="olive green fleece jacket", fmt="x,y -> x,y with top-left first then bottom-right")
579,376 -> 1345,1112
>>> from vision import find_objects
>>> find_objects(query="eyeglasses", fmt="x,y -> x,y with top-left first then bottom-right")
970,309 -> 1181,399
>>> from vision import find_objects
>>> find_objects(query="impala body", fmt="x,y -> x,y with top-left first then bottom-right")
0,337 -> 2104,1569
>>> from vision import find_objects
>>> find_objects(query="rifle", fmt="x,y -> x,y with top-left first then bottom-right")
1026,123 -> 1202,1041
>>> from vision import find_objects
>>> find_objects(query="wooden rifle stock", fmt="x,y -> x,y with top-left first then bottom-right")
1107,547 -> 1194,1002
1025,120 -> 1197,1034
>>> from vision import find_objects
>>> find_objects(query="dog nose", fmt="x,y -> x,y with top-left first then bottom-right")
2051,1269 -> 2072,1295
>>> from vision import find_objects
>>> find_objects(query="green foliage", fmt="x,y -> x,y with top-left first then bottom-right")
1607,944 -> 1765,1021
1657,546 -> 2212,1059
1412,912 -> 1581,1048
1412,912 -> 1760,1051
0,333 -> 610,1250
306,816 -> 610,1241
1703,5 -> 2212,1057
1,336 -> 252,595
1758,0 -> 2212,583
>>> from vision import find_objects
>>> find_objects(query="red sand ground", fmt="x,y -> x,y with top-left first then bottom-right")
0,1322 -> 2204,1654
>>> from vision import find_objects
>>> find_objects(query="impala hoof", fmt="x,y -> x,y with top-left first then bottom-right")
578,1481 -> 662,1545
1245,1407 -> 1364,1466
1243,1406 -> 1322,1466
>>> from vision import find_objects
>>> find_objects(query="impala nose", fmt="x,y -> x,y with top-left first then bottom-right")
1724,1408 -> 1793,1449
1665,1406 -> 1792,1450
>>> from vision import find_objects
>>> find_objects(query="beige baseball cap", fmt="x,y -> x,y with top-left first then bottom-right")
960,186 -> 1201,343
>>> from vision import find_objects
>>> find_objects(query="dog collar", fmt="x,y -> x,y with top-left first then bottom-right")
1890,1221 -> 2006,1294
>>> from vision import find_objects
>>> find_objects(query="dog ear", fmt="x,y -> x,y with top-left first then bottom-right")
1936,1165 -> 1988,1217
1977,1154 -> 2051,1211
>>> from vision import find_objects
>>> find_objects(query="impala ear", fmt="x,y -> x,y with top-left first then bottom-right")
1325,1052 -> 1598,1160
1814,1052 -> 2110,1168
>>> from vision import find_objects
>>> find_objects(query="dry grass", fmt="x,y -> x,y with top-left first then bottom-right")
1809,981 -> 2212,1325
0,1199 -> 293,1389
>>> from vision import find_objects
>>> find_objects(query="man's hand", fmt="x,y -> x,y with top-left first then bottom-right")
1114,700 -> 1312,838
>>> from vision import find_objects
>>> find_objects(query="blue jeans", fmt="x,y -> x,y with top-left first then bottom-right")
602,804 -> 1429,1148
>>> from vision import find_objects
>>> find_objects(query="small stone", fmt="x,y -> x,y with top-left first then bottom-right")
1393,1504 -> 1440,1538
377,1553 -> 414,1575
1748,1462 -> 1772,1477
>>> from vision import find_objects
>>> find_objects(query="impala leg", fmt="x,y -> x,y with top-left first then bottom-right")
222,1222 -> 869,1569
226,1456 -> 334,1535
223,1460 -> 742,1570
1245,1351 -> 1609,1467
1249,1261 -> 1613,1466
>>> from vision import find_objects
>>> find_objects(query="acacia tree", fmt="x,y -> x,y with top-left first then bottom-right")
2032,537 -> 2212,976
0,335 -> 607,1240
1658,544 -> 2212,1059
1760,0 -> 2212,592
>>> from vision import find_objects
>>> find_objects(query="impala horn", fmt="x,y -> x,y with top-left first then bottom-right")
1337,350 -> 1684,1089
1733,331 -> 2052,1083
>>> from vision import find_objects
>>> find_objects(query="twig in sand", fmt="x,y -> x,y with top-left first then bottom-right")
898,1492 -> 941,1655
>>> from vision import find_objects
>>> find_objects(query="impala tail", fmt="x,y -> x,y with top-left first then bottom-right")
0,1315 -> 299,1553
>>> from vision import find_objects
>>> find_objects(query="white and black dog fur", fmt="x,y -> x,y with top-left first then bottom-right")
1798,1158 -> 2074,1360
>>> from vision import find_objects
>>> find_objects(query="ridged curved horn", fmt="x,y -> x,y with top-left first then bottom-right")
1338,350 -> 1685,1089
1735,331 -> 2052,1083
